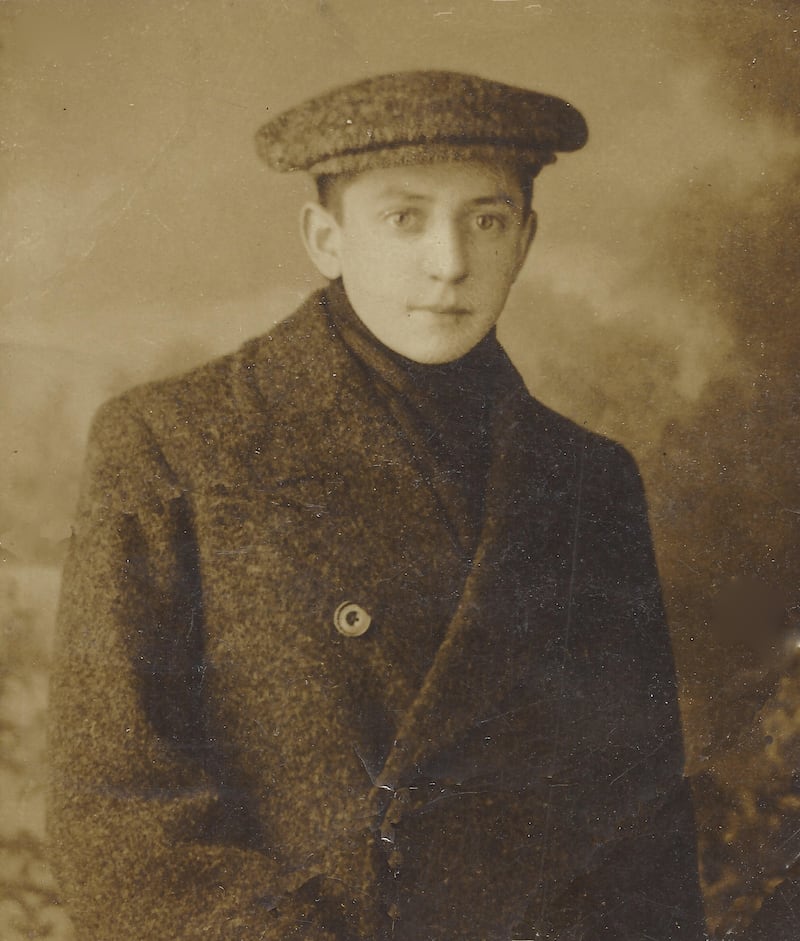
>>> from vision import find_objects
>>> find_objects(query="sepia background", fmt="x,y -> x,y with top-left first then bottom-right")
1,0 -> 798,937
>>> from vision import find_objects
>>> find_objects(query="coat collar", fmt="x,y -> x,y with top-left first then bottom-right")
233,289 -> 407,479
237,285 -> 505,560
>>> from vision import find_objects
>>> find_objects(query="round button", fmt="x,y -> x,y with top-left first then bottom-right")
333,601 -> 372,637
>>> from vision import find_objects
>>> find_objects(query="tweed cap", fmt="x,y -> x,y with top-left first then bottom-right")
255,70 -> 587,177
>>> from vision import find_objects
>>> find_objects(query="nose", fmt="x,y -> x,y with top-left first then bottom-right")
422,220 -> 468,283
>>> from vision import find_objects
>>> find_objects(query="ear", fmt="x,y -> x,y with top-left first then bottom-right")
300,201 -> 343,280
512,209 -> 537,281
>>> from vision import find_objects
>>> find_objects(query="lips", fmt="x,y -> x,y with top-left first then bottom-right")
412,304 -> 470,316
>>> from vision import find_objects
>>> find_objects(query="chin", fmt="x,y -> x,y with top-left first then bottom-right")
405,343 -> 472,365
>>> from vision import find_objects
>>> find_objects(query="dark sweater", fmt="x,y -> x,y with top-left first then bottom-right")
326,277 -> 500,554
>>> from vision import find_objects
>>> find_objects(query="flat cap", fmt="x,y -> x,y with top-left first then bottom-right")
255,70 -> 587,177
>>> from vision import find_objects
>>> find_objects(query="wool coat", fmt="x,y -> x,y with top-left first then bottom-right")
48,285 -> 705,940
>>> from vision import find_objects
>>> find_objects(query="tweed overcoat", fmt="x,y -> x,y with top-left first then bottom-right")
49,286 -> 705,940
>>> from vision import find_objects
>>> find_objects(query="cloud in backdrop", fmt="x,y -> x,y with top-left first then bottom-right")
2,0 -> 798,737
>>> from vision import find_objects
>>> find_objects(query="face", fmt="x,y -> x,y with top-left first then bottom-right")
303,161 -> 535,364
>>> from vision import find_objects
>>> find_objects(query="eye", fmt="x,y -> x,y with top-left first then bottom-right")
384,210 -> 420,230
474,213 -> 506,232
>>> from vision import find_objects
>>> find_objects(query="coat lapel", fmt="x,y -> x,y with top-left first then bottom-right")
375,355 -> 584,791
236,288 -> 467,565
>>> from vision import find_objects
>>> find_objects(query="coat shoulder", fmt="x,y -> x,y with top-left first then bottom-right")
95,290 -> 328,432
523,391 -> 637,478
111,291 -> 328,432
82,291 -> 334,499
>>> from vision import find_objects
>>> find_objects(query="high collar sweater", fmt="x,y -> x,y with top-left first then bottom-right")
322,278 -> 503,556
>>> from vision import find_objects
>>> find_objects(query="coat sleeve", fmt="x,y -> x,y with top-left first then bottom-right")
522,441 -> 707,940
579,442 -> 705,938
47,397 -> 345,941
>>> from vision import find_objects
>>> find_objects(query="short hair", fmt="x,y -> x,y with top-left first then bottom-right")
315,171 -> 358,221
315,161 -> 537,222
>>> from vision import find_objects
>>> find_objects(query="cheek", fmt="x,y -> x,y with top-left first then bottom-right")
472,250 -> 519,297
342,236 -> 403,284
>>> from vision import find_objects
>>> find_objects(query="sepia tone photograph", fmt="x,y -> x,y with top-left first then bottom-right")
1,1 -> 798,938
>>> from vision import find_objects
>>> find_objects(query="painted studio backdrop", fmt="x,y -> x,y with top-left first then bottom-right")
1,1 -> 798,937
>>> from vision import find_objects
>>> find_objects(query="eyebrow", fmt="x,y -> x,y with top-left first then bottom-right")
470,193 -> 521,210
375,188 -> 430,201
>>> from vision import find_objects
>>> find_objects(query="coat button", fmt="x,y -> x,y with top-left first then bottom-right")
333,601 -> 372,637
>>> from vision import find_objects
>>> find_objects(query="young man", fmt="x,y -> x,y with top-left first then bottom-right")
49,71 -> 705,940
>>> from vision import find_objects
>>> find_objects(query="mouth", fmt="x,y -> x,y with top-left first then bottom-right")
411,304 -> 470,317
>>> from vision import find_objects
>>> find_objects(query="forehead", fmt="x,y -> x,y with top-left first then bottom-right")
338,160 -> 525,206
